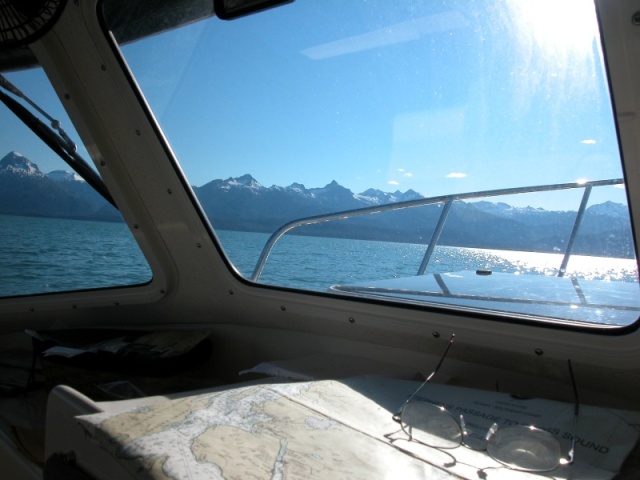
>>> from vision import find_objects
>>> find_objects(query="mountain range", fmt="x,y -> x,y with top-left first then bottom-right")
0,151 -> 120,221
1,151 -> 634,258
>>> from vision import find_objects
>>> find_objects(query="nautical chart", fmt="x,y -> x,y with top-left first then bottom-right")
77,377 -> 640,480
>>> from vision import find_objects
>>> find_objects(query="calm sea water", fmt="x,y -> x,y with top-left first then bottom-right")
0,215 -> 151,297
217,230 -> 640,291
1,215 -> 638,297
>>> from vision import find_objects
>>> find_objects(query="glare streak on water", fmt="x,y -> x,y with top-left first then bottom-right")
217,230 -> 639,291
1,218 -> 638,303
487,248 -> 639,282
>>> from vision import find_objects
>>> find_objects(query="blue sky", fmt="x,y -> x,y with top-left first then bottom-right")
1,0 -> 628,210
1,68 -> 92,174
118,0 -> 626,209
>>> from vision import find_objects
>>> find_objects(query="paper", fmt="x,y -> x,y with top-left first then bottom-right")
76,377 -> 640,480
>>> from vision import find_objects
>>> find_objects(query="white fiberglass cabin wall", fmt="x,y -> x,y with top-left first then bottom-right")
0,1 -> 640,479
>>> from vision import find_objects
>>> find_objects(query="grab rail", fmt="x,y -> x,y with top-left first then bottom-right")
251,178 -> 624,281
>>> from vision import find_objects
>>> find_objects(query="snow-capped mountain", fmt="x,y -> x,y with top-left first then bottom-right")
47,170 -> 85,183
223,174 -> 263,191
193,174 -> 634,258
1,151 -> 634,257
357,188 -> 423,204
0,151 -> 118,220
200,175 -> 423,209
0,151 -> 44,178
472,201 -> 549,217
586,201 -> 630,219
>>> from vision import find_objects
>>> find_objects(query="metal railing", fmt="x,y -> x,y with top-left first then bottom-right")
251,179 -> 624,281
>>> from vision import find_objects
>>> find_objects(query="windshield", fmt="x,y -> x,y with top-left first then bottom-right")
0,74 -> 115,207
0,67 -> 152,297
104,0 -> 639,326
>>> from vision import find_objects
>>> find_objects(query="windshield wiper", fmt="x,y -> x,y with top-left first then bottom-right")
0,74 -> 116,208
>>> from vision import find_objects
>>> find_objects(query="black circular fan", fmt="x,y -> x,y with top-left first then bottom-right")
0,0 -> 67,50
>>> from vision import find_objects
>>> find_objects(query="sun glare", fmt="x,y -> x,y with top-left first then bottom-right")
512,0 -> 598,56
503,0 -> 601,108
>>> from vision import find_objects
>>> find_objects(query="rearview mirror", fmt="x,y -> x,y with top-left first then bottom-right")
213,0 -> 294,20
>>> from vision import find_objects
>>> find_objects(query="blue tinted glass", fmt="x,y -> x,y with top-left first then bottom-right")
112,0 -> 638,326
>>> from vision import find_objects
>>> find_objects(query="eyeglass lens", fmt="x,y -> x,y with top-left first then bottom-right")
401,403 -> 564,471
487,425 -> 563,471
396,335 -> 577,473
400,402 -> 462,449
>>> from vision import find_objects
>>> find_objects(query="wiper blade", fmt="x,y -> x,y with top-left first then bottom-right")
0,74 -> 116,208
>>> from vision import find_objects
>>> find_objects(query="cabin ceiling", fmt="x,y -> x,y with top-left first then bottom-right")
0,0 -> 216,73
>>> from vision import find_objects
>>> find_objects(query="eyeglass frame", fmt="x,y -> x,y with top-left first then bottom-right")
389,334 -> 580,472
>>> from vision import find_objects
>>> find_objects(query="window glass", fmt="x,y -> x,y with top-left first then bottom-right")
107,0 -> 639,326
0,68 -> 152,297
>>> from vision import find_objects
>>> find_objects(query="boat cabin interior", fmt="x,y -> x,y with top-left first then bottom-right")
1,0 -> 640,478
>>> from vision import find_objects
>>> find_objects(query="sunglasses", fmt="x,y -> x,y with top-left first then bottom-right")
390,335 -> 579,472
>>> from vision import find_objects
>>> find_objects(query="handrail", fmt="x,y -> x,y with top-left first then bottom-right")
251,178 -> 624,281
558,185 -> 592,277
418,199 -> 453,275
